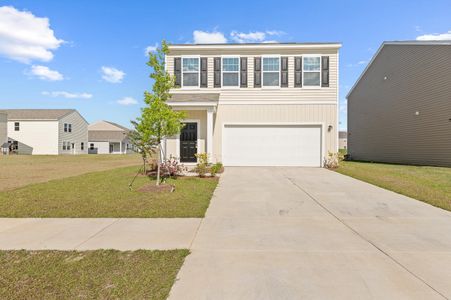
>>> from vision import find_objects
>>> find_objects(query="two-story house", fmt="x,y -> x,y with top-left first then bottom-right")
164,42 -> 341,167
5,109 -> 88,155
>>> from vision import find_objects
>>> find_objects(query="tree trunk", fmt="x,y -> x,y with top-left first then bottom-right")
142,155 -> 146,175
156,143 -> 161,186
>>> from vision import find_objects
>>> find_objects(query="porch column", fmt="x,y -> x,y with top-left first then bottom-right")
119,141 -> 122,154
206,107 -> 214,162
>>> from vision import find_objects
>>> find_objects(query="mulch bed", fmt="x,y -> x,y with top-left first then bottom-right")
138,184 -> 175,193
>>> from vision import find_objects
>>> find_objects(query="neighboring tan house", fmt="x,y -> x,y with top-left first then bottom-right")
88,120 -> 130,154
347,41 -> 451,167
339,131 -> 347,150
0,111 -> 7,154
164,42 -> 341,167
5,109 -> 88,155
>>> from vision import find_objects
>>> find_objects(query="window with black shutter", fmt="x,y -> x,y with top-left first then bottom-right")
214,57 -> 221,88
200,57 -> 208,87
240,57 -> 247,88
254,57 -> 261,88
321,56 -> 330,87
281,56 -> 288,87
174,57 -> 181,87
295,57 -> 302,87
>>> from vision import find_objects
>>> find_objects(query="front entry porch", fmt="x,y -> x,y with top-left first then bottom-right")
166,93 -> 218,164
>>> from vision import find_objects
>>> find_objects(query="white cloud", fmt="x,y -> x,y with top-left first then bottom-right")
416,30 -> 451,41
145,43 -> 158,56
42,91 -> 92,99
101,66 -> 125,83
117,97 -> 137,106
28,65 -> 63,81
230,30 -> 285,43
231,31 -> 266,43
193,30 -> 227,44
0,6 -> 64,63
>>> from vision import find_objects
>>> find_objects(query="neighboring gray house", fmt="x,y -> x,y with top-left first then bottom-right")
347,41 -> 451,167
5,109 -> 88,155
0,111 -> 7,154
338,131 -> 347,150
88,120 -> 131,154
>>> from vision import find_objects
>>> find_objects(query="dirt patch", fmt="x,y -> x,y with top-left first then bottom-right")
138,183 -> 175,193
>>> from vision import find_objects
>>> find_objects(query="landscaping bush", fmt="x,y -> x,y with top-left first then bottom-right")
194,153 -> 209,177
160,156 -> 186,177
324,151 -> 344,169
209,162 -> 223,176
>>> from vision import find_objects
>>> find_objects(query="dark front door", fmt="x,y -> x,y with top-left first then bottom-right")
180,122 -> 197,162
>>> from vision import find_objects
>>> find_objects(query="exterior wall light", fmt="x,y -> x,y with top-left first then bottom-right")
328,125 -> 333,132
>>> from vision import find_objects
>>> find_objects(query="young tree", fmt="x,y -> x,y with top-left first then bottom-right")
128,120 -> 156,174
137,40 -> 185,185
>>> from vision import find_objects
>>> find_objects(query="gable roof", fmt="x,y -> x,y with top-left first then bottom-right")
88,120 -> 130,132
347,41 -> 451,99
4,109 -> 76,121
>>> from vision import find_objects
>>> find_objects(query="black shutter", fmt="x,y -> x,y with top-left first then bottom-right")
321,56 -> 329,87
214,57 -> 221,88
281,56 -> 288,87
200,57 -> 208,88
174,57 -> 181,88
294,57 -> 302,87
240,57 -> 248,88
254,57 -> 261,88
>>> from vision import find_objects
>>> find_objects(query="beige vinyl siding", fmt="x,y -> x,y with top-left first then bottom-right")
213,104 -> 337,162
58,111 -> 89,154
0,112 -> 7,146
348,44 -> 451,167
166,49 -> 338,103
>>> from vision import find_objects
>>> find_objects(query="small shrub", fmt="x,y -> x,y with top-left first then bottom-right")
194,153 -> 209,177
209,162 -> 223,176
160,156 -> 186,177
324,152 -> 344,169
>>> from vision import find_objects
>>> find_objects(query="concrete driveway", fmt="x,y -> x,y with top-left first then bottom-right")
169,167 -> 451,300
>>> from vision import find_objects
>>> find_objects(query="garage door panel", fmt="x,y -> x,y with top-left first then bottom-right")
223,125 -> 322,167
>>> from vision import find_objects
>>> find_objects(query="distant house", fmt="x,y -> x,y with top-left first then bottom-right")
347,41 -> 451,167
0,111 -> 7,154
88,120 -> 131,154
5,109 -> 88,155
338,131 -> 347,150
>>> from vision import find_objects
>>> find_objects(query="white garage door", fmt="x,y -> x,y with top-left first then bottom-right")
223,125 -> 322,167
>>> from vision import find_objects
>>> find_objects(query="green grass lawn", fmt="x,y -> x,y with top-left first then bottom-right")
0,165 -> 218,218
0,249 -> 188,300
0,154 -> 142,191
336,161 -> 451,211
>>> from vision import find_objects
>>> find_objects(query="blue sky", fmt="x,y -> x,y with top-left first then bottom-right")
0,0 -> 450,129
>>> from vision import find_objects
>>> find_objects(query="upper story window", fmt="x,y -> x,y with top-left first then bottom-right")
262,57 -> 280,87
182,57 -> 199,87
14,122 -> 19,131
64,123 -> 72,133
222,57 -> 239,87
303,56 -> 321,87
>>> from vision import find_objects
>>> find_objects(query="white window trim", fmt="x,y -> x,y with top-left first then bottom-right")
181,55 -> 201,89
262,55 -> 281,89
221,55 -> 240,89
302,54 -> 322,89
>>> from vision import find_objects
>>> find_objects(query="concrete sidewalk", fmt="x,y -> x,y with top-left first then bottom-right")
0,218 -> 201,250
168,167 -> 451,300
